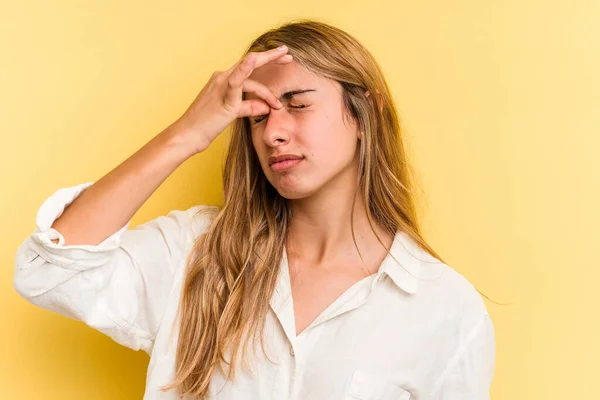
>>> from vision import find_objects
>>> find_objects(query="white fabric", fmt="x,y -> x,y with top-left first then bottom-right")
14,182 -> 495,399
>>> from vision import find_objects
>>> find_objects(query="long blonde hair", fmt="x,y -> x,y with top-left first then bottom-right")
162,18 -> 447,398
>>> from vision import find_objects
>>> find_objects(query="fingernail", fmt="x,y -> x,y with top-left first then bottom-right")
277,45 -> 287,51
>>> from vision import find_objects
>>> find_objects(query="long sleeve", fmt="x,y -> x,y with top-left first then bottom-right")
428,313 -> 496,399
13,182 -> 217,355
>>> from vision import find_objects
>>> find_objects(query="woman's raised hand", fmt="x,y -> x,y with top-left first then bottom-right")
173,46 -> 293,154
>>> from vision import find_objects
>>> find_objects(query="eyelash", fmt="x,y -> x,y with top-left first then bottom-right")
253,105 -> 308,124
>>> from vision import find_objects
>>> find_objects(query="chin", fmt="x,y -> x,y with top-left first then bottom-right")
276,190 -> 310,200
270,176 -> 320,200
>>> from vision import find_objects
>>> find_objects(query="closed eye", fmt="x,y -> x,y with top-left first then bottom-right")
253,105 -> 308,124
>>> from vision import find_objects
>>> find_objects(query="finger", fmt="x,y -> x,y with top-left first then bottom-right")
224,54 -> 256,109
225,47 -> 289,75
225,54 -> 292,75
242,78 -> 282,109
272,54 -> 293,64
250,46 -> 290,69
238,99 -> 271,118
224,48 -> 290,110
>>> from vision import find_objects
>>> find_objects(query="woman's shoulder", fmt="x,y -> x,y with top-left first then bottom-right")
398,233 -> 489,318
185,204 -> 221,239
160,204 -> 220,275
416,255 -> 491,324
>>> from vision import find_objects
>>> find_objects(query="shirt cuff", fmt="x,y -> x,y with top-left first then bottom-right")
29,181 -> 132,260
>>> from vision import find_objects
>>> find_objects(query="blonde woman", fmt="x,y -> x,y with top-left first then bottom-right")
14,19 -> 495,399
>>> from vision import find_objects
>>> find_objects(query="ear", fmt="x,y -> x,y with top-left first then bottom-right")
365,90 -> 384,113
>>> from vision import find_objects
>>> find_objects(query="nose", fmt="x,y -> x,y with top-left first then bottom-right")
261,107 -> 291,146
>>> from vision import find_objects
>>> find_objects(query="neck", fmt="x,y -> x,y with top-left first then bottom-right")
286,174 -> 392,267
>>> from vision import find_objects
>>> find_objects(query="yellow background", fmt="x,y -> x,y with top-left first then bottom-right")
2,1 -> 598,398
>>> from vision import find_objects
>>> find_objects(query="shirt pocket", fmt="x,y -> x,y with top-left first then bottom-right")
345,369 -> 412,400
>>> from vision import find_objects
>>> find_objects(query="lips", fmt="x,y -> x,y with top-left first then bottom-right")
270,158 -> 304,172
268,154 -> 304,166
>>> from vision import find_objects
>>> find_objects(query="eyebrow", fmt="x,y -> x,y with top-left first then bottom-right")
278,89 -> 317,102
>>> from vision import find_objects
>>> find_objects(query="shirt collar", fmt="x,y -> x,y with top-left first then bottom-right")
276,230 -> 428,298
375,231 -> 430,295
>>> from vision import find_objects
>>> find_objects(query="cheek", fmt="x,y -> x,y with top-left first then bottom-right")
306,120 -> 358,165
304,113 -> 338,150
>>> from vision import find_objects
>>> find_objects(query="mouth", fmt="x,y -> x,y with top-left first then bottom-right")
270,157 -> 304,172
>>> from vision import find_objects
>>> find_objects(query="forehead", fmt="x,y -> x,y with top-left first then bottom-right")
245,60 -> 339,100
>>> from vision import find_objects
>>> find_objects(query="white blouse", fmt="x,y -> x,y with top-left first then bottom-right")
13,181 -> 495,400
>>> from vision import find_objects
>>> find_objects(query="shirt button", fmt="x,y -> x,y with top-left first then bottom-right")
290,347 -> 295,357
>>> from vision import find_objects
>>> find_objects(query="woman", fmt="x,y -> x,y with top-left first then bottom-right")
14,19 -> 495,399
